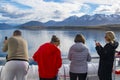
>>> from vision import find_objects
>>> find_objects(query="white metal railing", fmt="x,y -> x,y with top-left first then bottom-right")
113,55 -> 120,80
60,56 -> 120,80
0,56 -> 120,80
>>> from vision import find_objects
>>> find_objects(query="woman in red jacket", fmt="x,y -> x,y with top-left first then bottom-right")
33,35 -> 62,80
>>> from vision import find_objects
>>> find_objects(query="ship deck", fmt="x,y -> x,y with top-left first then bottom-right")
0,57 -> 120,80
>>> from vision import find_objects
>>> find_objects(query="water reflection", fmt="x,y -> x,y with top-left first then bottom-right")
0,29 -> 120,57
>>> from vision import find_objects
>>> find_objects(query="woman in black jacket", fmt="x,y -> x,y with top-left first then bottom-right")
95,31 -> 119,80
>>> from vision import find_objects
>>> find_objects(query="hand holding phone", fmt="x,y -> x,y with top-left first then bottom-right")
94,40 -> 97,43
94,40 -> 101,46
4,36 -> 8,44
5,36 -> 7,40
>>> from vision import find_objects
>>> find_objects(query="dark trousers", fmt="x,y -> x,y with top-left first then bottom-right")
70,72 -> 87,80
98,63 -> 113,80
98,71 -> 112,80
40,76 -> 57,80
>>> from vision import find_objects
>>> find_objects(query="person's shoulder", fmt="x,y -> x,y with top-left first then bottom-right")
70,43 -> 79,49
74,42 -> 84,46
20,37 -> 27,41
78,42 -> 88,49
43,42 -> 50,45
8,37 -> 17,43
40,42 -> 50,47
9,36 -> 16,40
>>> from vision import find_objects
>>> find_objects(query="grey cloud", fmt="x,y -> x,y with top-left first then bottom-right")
52,10 -> 62,19
52,16 -> 61,19
2,12 -> 32,18
0,19 -> 8,23
0,6 -> 32,18
99,8 -> 120,14
115,8 -> 120,14
54,10 -> 62,14
99,9 -> 110,12
0,10 -> 32,18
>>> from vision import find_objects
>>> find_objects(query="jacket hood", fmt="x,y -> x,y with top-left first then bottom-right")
72,43 -> 86,52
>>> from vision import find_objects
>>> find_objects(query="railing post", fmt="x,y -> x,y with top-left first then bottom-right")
63,65 -> 66,80
113,57 -> 116,80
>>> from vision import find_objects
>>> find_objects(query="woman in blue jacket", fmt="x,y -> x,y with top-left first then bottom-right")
95,31 -> 119,80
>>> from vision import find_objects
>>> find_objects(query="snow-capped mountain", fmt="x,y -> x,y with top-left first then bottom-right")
1,14 -> 120,29
45,14 -> 120,26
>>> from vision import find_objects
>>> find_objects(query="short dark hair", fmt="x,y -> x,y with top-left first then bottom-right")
13,30 -> 21,36
74,34 -> 85,44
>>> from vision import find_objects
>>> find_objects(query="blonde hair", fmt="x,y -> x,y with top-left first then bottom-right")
74,34 -> 85,44
105,31 -> 115,43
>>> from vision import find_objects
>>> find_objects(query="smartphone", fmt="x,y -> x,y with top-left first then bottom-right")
5,36 -> 7,40
94,40 -> 97,43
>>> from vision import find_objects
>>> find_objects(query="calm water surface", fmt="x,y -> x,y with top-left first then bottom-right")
0,29 -> 120,57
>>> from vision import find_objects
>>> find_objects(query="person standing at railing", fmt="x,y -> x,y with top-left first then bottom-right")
68,34 -> 91,80
95,31 -> 119,80
1,30 -> 29,80
33,35 -> 62,80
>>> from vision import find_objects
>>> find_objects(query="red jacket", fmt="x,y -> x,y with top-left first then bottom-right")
33,43 -> 62,78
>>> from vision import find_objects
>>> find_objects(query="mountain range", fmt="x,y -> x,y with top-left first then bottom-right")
44,14 -> 120,26
0,23 -> 14,29
0,14 -> 120,29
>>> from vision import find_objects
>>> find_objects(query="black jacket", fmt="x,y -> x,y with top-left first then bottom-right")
96,41 -> 119,62
95,41 -> 119,80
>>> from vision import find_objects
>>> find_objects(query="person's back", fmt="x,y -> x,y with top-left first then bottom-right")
33,35 -> 62,80
34,43 -> 61,78
1,30 -> 29,80
4,36 -> 29,61
69,42 -> 91,73
68,34 -> 91,80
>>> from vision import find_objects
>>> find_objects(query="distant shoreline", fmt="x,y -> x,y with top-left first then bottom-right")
19,25 -> 120,31
1,24 -> 120,31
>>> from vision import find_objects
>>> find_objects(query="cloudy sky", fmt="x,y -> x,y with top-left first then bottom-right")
0,0 -> 120,24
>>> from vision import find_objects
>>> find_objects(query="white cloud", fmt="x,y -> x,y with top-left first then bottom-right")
63,0 -> 120,5
0,0 -> 120,24
63,0 -> 120,15
94,2 -> 120,14
112,3 -> 120,14
0,0 -> 85,24
0,2 -> 32,18
94,5 -> 112,14
0,14 -> 9,20
0,14 -> 11,23
14,0 -> 84,20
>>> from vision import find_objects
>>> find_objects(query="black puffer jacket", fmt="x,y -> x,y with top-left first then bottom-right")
96,41 -> 119,80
